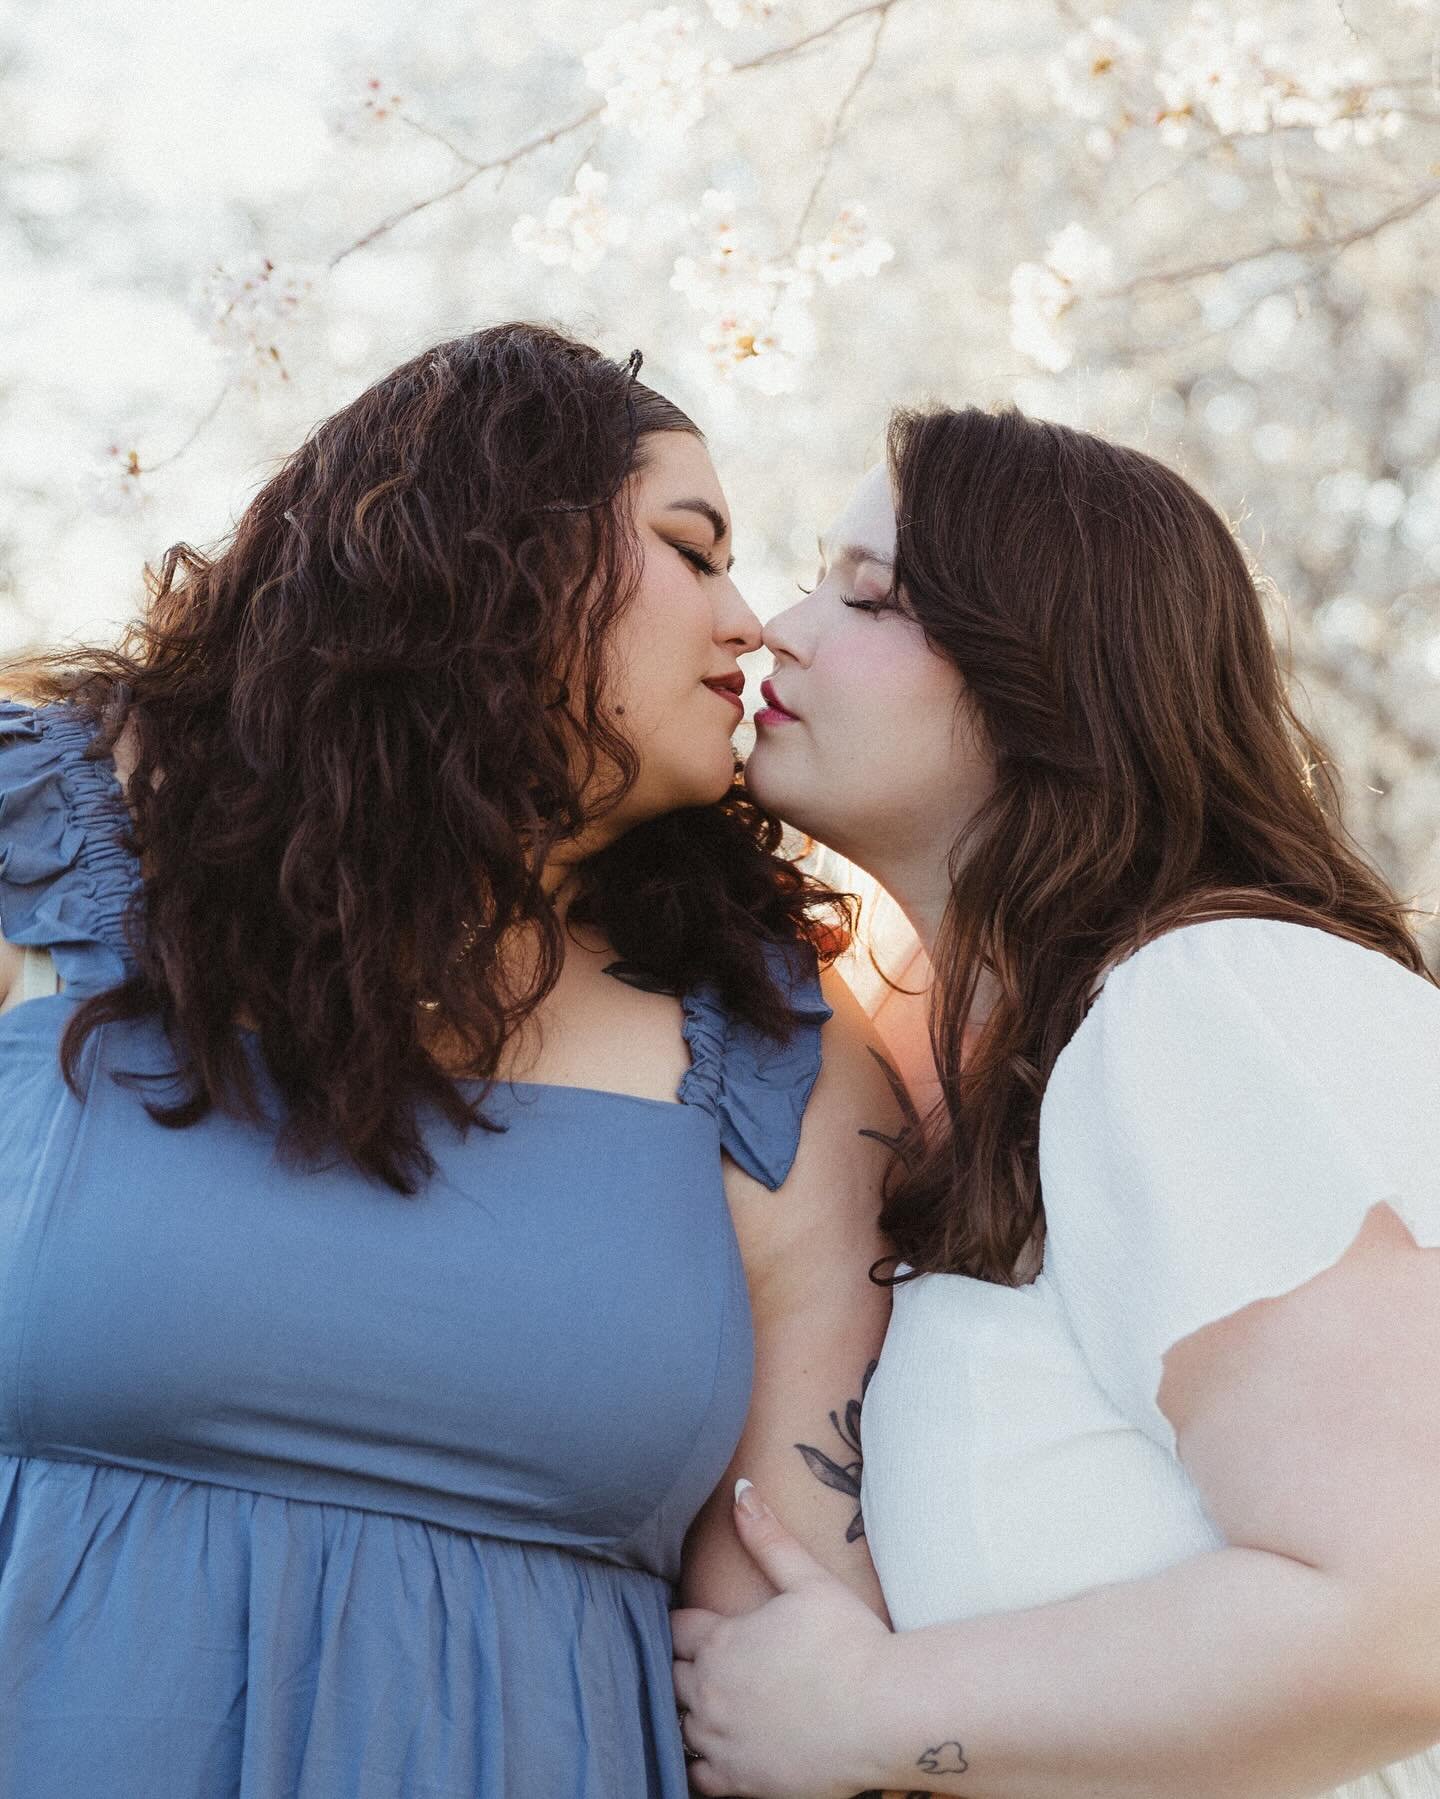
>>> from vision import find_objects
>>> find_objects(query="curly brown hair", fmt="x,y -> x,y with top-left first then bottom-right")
876,404 -> 1434,1285
13,323 -> 852,1190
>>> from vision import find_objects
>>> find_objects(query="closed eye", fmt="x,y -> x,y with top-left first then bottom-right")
797,574 -> 896,616
675,544 -> 723,577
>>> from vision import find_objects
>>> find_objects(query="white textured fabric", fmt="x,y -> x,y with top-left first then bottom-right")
861,919 -> 1440,1799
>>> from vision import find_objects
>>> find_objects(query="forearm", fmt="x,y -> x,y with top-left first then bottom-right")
858,1547 -> 1440,1799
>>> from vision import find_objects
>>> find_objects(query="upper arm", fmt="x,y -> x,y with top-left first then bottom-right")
1162,1203 -> 1440,1580
1048,921 -> 1440,1625
680,965 -> 903,1618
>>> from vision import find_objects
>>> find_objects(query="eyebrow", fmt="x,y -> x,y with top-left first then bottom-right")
665,498 -> 736,571
819,535 -> 895,570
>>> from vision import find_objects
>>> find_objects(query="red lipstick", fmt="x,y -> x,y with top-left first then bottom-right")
702,672 -> 745,714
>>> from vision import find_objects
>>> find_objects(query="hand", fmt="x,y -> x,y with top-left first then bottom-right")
671,1479 -> 895,1798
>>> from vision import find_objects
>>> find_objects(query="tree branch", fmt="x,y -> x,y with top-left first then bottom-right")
788,3 -> 895,248
1107,180 -> 1440,297
328,101 -> 605,269
732,0 -> 907,75
135,385 -> 231,475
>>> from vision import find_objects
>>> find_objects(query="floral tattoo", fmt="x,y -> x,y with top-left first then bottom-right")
794,1358 -> 878,1543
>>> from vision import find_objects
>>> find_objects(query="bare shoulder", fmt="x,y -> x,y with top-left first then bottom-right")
0,932 -> 21,1009
814,963 -> 911,1121
724,962 -> 905,1292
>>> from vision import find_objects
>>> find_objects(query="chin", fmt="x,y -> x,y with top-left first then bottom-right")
644,752 -> 740,819
742,745 -> 817,835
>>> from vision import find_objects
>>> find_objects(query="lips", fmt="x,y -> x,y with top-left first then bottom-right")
755,678 -> 799,726
702,672 -> 745,713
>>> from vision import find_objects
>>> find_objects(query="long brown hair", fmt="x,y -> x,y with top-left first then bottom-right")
878,404 -> 1433,1285
11,323 -> 851,1191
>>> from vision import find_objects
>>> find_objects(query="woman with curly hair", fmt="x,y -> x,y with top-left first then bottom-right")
0,323 -> 897,1798
673,406 -> 1440,1798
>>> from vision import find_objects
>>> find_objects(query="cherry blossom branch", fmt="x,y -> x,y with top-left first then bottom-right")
731,0 -> 906,74
329,100 -> 606,269
134,384 -> 231,476
787,2 -> 895,250
1105,179 -> 1440,297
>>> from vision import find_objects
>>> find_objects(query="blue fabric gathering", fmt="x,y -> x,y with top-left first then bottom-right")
0,699 -> 832,1798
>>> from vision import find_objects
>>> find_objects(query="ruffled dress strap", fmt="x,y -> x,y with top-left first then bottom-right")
679,937 -> 832,1191
0,700 -> 140,996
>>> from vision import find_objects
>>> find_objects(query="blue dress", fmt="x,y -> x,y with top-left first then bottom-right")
0,701 -> 832,1799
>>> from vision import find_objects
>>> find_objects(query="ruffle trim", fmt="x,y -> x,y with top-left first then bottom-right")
0,700 -> 140,996
679,938 -> 832,1191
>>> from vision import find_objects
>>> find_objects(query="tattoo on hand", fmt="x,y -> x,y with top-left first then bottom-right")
918,1740 -> 969,1776
793,1359 -> 878,1543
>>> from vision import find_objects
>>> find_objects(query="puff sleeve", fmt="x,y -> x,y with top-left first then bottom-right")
1041,918 -> 1440,1454
0,701 -> 139,996
678,938 -> 833,1191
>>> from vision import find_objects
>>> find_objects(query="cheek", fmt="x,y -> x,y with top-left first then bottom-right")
817,625 -> 947,738
608,576 -> 708,716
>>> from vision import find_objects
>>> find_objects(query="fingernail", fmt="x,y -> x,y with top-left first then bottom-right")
734,1477 -> 766,1520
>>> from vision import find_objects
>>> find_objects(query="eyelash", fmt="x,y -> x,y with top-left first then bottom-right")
797,580 -> 888,616
676,545 -> 722,578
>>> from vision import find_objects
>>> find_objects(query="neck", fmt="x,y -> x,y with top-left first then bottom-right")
857,846 -> 1002,1032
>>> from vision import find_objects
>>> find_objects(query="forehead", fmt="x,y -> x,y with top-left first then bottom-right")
634,429 -> 724,506
823,463 -> 895,561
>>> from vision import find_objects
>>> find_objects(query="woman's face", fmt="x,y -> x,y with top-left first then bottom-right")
745,464 -> 995,872
599,430 -> 763,829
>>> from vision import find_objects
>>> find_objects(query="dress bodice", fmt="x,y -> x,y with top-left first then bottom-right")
0,698 -> 833,1798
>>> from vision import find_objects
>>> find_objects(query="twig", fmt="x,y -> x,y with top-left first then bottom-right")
397,112 -> 487,172
326,0 -> 915,271
329,101 -> 605,269
136,385 -> 231,475
732,0 -> 905,74
1106,180 -> 1440,296
788,3 -> 895,249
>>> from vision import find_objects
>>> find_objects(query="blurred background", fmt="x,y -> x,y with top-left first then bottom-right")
2,0 -> 1436,984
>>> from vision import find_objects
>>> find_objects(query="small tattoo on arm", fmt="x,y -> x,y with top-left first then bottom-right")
794,1359 -> 878,1543
918,1740 -> 969,1776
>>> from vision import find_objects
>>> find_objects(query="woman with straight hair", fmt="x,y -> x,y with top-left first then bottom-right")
0,322 -> 898,1798
672,405 -> 1440,1799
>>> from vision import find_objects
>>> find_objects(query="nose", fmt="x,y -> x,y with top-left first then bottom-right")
760,594 -> 808,667
717,579 -> 764,658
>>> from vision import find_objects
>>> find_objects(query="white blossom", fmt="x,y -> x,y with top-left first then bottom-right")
191,257 -> 315,385
511,163 -> 629,274
794,205 -> 896,286
1155,5 -> 1404,151
325,73 -> 406,140
670,190 -> 821,388
670,189 -> 759,309
699,287 -> 817,393
1045,221 -> 1115,289
583,8 -> 729,139
707,0 -> 780,26
1046,16 -> 1152,155
1008,223 -> 1114,373
87,443 -> 150,517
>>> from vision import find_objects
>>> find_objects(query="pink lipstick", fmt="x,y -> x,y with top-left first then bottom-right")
755,678 -> 799,727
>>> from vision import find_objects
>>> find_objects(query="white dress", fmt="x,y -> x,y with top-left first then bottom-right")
860,919 -> 1440,1798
